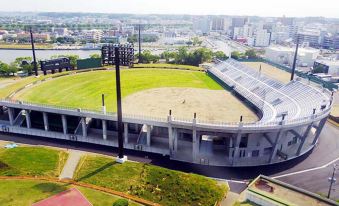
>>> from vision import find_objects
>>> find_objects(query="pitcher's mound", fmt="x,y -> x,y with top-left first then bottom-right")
123,88 -> 258,122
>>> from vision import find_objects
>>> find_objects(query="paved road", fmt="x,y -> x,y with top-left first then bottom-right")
0,122 -> 338,197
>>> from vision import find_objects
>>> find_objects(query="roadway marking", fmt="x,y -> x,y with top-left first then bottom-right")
272,156 -> 339,179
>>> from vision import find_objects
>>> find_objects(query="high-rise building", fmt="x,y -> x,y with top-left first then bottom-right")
211,17 -> 225,31
255,29 -> 271,47
193,17 -> 211,35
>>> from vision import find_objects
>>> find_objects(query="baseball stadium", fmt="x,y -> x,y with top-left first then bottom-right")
0,58 -> 334,167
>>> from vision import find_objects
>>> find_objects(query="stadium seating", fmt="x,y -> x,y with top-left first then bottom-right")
209,59 -> 332,124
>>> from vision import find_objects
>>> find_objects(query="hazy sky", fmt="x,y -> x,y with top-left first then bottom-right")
1,0 -> 339,18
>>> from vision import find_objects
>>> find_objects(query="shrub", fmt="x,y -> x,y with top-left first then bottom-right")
113,199 -> 128,206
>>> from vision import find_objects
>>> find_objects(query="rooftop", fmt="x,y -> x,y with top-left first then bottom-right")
246,175 -> 338,206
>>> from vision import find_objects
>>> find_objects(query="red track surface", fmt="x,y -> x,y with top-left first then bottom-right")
32,188 -> 92,206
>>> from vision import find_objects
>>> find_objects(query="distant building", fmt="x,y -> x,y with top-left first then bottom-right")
232,17 -> 249,28
278,16 -> 295,26
53,28 -> 68,36
265,45 -> 319,67
211,17 -> 225,31
84,29 -> 103,42
254,29 -> 271,47
314,60 -> 339,76
239,175 -> 337,206
298,30 -> 321,47
16,33 -> 50,43
193,17 -> 211,35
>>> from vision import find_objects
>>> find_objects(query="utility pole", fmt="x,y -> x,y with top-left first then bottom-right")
30,27 -> 38,76
290,35 -> 299,81
115,46 -> 124,161
138,24 -> 142,63
327,164 -> 337,199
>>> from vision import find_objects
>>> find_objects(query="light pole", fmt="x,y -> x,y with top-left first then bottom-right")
327,164 -> 337,199
29,27 -> 38,76
101,43 -> 134,163
291,35 -> 300,81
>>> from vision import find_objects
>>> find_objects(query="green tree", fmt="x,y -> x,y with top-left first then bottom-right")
231,51 -> 243,60
192,37 -> 203,46
0,62 -> 17,76
245,49 -> 257,59
160,51 -> 177,63
213,51 -> 228,60
138,50 -> 160,63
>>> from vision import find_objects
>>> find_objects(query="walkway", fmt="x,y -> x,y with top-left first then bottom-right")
59,150 -> 84,180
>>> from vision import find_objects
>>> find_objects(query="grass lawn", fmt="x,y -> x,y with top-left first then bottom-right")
14,69 -> 222,112
0,71 -> 77,99
233,201 -> 259,206
134,63 -> 203,71
0,147 -> 68,177
0,179 -> 142,206
74,155 -> 228,206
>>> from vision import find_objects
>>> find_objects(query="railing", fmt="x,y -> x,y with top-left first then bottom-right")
0,98 -> 332,130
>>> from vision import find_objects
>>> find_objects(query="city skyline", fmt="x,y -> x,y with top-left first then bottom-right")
1,0 -> 339,18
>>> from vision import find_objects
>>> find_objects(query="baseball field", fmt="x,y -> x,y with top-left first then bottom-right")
6,67 -> 258,122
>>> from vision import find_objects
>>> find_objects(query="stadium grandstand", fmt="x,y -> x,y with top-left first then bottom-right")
0,59 -> 334,166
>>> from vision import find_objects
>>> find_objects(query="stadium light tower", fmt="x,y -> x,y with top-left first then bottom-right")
290,35 -> 300,81
30,27 -> 38,76
138,24 -> 142,63
101,44 -> 134,163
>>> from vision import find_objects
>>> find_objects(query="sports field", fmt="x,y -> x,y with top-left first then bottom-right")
13,68 -> 258,122
243,62 -> 291,83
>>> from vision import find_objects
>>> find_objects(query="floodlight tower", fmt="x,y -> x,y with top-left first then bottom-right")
290,35 -> 300,81
138,24 -> 142,63
101,43 -> 134,163
30,27 -> 38,76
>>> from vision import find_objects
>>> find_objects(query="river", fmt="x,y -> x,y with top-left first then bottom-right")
0,49 -> 101,64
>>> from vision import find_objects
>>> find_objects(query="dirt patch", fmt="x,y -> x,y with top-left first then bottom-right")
122,88 -> 258,123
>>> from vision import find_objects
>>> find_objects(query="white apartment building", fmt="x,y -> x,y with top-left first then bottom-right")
85,29 -> 103,42
265,45 -> 319,67
254,29 -> 271,47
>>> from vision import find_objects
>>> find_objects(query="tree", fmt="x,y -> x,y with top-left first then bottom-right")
245,49 -> 257,59
213,51 -> 228,60
160,51 -> 177,63
231,51 -> 243,60
137,50 -> 160,63
89,54 -> 101,59
14,57 -> 32,66
192,37 -> 203,46
0,62 -> 17,76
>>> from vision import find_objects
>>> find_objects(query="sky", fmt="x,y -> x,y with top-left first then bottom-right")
0,0 -> 339,18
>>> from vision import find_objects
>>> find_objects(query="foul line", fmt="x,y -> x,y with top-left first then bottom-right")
272,156 -> 339,179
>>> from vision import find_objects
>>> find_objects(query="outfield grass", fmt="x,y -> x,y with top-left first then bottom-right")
14,69 -> 222,112
0,179 -> 142,206
0,71 -> 77,99
74,155 -> 228,206
0,147 -> 68,177
133,63 -> 203,71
